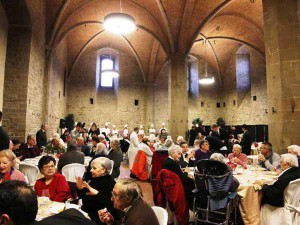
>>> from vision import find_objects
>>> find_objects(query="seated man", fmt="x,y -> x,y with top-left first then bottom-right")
195,140 -> 213,161
228,144 -> 248,167
0,180 -> 37,225
98,179 -> 159,225
258,142 -> 280,171
257,153 -> 300,207
179,141 -> 196,168
20,134 -> 41,160
57,139 -> 84,173
77,136 -> 91,156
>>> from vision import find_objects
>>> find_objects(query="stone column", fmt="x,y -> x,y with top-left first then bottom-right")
263,0 -> 300,153
168,53 -> 188,139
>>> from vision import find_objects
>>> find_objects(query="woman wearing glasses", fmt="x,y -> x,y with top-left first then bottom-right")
76,157 -> 118,225
34,155 -> 71,202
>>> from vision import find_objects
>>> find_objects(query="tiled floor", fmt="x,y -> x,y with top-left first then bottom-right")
118,162 -> 155,206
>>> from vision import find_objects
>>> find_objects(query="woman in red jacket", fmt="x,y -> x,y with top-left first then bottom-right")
35,156 -> 71,202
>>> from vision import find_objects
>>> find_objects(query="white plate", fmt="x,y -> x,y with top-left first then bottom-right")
49,205 -> 64,214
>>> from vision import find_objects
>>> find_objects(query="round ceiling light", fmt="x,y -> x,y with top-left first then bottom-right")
199,77 -> 215,85
103,13 -> 136,34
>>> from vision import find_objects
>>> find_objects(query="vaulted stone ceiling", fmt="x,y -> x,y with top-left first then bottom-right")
45,0 -> 264,84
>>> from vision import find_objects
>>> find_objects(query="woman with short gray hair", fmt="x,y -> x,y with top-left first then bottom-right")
76,157 -> 115,224
287,145 -> 300,166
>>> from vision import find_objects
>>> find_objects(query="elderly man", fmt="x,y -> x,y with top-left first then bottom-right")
258,142 -> 280,171
228,144 -> 248,166
0,180 -> 37,225
195,140 -> 213,161
98,179 -> 159,225
57,139 -> 84,173
45,137 -> 66,155
20,134 -> 41,160
258,154 -> 300,207
77,136 -> 90,156
36,124 -> 48,148
107,138 -> 123,179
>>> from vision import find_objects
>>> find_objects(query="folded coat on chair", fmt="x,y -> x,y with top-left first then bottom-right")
132,150 -> 148,181
153,169 -> 189,225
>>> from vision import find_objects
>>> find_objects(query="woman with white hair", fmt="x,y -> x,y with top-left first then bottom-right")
287,145 -> 300,166
259,153 -> 300,207
76,157 -> 116,224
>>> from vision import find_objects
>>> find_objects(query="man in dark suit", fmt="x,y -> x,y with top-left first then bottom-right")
0,111 -> 10,151
240,124 -> 253,155
210,124 -> 220,139
199,133 -> 224,153
57,139 -> 85,173
98,179 -> 159,225
259,154 -> 300,207
107,139 -> 123,179
20,135 -> 41,160
36,124 -> 48,148
76,136 -> 90,156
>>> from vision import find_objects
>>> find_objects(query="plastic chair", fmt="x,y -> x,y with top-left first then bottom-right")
152,206 -> 168,225
193,160 -> 238,225
261,178 -> 300,225
19,163 -> 40,187
62,163 -> 85,182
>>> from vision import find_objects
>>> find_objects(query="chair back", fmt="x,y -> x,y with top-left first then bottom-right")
284,178 -> 300,212
152,206 -> 168,225
19,163 -> 40,186
62,163 -> 85,182
151,150 -> 169,178
196,159 -> 228,176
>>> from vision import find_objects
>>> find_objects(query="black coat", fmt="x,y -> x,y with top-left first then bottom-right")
107,148 -> 123,179
36,129 -> 47,148
57,150 -> 85,173
240,131 -> 252,155
205,136 -> 224,153
0,126 -> 10,151
77,175 -> 118,225
261,167 -> 300,207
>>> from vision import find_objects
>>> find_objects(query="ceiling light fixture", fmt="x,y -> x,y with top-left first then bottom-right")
103,0 -> 136,34
199,40 -> 215,85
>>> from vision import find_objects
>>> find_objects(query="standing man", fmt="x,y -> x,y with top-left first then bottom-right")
36,124 -> 48,149
240,124 -> 253,155
0,111 -> 10,151
128,127 -> 139,170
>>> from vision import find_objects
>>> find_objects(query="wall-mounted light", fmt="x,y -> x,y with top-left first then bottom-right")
272,107 -> 277,113
265,109 -> 268,114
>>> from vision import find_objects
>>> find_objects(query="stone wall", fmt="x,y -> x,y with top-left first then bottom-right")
68,48 -> 145,131
47,39 -> 68,137
0,4 -> 7,111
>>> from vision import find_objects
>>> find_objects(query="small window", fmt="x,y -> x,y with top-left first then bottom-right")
100,56 -> 115,88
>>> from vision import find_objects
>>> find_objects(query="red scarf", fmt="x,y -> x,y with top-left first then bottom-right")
0,169 -> 13,184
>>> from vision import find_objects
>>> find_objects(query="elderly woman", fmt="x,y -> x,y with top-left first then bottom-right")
0,150 -> 26,183
228,144 -> 248,167
34,156 -> 71,202
98,179 -> 159,225
76,157 -> 116,225
45,137 -> 66,155
259,153 -> 300,207
287,145 -> 300,166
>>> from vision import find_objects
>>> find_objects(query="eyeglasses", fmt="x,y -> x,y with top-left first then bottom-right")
111,191 -> 123,199
43,165 -> 55,170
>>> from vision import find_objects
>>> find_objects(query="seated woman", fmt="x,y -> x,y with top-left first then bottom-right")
76,157 -> 117,225
0,150 -> 26,183
35,156 -> 72,202
257,153 -> 300,207
287,145 -> 300,166
227,144 -> 248,168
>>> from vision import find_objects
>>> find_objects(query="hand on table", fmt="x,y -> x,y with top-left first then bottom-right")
258,154 -> 266,162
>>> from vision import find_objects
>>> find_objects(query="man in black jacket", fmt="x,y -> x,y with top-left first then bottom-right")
36,124 -> 48,148
0,111 -> 9,151
240,124 -> 253,155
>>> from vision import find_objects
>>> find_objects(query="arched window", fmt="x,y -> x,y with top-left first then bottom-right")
96,48 -> 119,91
100,55 -> 115,87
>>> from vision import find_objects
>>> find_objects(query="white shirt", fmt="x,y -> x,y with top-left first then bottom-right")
130,131 -> 139,148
